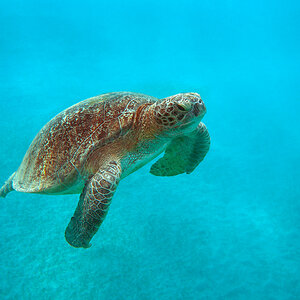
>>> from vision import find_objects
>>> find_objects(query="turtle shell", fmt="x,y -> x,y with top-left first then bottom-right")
13,92 -> 157,194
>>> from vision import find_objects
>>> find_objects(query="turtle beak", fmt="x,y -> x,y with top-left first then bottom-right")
193,99 -> 206,117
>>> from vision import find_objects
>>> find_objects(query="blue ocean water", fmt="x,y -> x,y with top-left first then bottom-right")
0,0 -> 299,299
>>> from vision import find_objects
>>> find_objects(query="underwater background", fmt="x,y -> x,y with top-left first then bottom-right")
0,0 -> 299,299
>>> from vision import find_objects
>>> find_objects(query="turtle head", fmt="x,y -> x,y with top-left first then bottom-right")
153,92 -> 206,135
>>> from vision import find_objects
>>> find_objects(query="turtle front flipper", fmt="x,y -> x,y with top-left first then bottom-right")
150,122 -> 210,176
65,161 -> 121,248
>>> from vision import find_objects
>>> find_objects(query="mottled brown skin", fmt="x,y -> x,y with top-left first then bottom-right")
0,92 -> 210,248
14,92 -> 157,194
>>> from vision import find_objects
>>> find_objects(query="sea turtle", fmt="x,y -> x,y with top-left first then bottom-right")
0,92 -> 210,248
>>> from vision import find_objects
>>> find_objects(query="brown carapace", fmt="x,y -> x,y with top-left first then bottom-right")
0,92 -> 210,248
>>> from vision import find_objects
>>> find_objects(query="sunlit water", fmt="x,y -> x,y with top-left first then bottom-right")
0,0 -> 299,299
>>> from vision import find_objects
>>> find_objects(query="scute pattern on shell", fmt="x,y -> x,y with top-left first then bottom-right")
13,92 -> 157,193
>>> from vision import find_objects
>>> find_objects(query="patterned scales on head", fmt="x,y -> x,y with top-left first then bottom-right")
0,92 -> 210,248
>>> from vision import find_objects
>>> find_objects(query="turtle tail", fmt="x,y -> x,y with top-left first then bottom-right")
0,172 -> 15,198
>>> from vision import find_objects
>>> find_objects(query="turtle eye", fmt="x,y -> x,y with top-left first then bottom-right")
176,102 -> 192,112
176,103 -> 187,111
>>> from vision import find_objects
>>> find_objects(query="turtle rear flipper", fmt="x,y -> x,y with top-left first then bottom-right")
150,122 -> 210,176
0,172 -> 15,198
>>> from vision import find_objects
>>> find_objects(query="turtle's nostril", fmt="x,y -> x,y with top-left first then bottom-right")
196,98 -> 204,106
